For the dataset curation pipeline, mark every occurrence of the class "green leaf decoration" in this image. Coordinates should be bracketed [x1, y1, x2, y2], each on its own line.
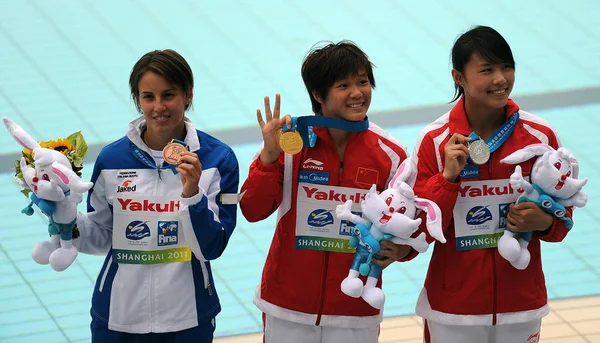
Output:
[67, 131, 88, 160]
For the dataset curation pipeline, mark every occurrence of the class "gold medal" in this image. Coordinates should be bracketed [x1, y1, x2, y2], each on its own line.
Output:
[279, 130, 303, 155]
[162, 140, 188, 165]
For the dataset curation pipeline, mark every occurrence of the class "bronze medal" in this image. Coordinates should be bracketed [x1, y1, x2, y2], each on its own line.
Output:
[162, 141, 188, 165]
[279, 130, 303, 155]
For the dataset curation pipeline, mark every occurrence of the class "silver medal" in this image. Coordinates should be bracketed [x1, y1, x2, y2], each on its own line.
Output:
[468, 140, 490, 165]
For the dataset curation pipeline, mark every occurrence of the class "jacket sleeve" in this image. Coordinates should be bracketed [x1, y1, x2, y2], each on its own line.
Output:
[180, 149, 239, 261]
[413, 134, 461, 243]
[239, 152, 285, 222]
[74, 158, 113, 255]
[536, 207, 573, 242]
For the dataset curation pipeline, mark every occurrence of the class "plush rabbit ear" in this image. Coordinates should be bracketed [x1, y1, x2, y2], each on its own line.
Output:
[415, 198, 445, 243]
[51, 162, 94, 194]
[19, 157, 35, 190]
[389, 157, 415, 189]
[3, 117, 40, 150]
[500, 143, 555, 165]
[571, 158, 580, 179]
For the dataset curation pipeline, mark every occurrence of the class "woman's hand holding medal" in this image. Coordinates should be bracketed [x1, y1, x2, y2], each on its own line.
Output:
[176, 151, 202, 198]
[256, 94, 293, 165]
[443, 133, 471, 182]
[161, 140, 202, 198]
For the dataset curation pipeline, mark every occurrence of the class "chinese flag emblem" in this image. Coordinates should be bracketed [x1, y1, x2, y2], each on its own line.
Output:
[356, 167, 379, 186]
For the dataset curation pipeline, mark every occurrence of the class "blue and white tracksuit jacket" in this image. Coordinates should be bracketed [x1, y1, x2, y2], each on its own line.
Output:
[74, 117, 239, 334]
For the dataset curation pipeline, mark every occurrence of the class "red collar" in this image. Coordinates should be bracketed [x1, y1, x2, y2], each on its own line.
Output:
[449, 97, 520, 136]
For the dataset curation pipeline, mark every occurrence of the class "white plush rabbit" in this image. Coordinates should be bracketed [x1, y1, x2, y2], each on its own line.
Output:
[499, 143, 588, 270]
[335, 157, 445, 309]
[4, 117, 93, 271]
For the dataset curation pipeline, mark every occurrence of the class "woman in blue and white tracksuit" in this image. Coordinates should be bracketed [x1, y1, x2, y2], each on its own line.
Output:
[73, 49, 239, 342]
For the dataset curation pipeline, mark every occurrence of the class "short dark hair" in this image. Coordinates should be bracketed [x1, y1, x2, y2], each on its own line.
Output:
[129, 49, 194, 112]
[450, 26, 515, 102]
[301, 41, 376, 115]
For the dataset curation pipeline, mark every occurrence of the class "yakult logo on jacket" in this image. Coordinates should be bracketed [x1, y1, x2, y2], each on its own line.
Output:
[458, 183, 523, 198]
[302, 158, 324, 171]
[302, 186, 365, 204]
[117, 179, 137, 193]
[117, 198, 181, 212]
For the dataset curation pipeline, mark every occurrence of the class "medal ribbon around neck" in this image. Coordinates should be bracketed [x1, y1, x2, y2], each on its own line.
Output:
[280, 115, 370, 154]
[467, 112, 520, 164]
[130, 140, 184, 175]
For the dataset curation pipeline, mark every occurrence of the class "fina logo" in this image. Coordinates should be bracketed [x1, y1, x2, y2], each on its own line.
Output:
[498, 203, 510, 228]
[466, 205, 493, 225]
[307, 209, 334, 227]
[158, 221, 178, 246]
[125, 220, 151, 240]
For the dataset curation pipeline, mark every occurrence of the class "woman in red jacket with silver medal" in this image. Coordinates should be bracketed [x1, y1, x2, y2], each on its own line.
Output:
[412, 26, 576, 343]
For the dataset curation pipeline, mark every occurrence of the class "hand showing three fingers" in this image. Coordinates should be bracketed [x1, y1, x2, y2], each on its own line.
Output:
[256, 94, 292, 165]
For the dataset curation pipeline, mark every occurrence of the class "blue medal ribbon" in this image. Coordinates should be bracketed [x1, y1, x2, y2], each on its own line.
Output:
[282, 116, 370, 148]
[468, 112, 520, 154]
[461, 112, 520, 177]
[130, 141, 182, 175]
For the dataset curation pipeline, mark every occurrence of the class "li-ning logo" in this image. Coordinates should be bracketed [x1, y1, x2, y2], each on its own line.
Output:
[466, 205, 493, 225]
[117, 180, 137, 193]
[125, 220, 151, 240]
[307, 209, 334, 227]
[303, 158, 324, 171]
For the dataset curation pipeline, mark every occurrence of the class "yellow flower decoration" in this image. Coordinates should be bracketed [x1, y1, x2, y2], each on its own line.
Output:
[40, 138, 73, 152]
